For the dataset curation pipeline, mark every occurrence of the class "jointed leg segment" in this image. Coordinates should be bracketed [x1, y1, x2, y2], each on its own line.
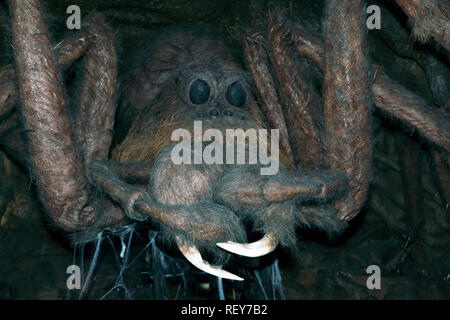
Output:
[266, 20, 325, 171]
[244, 2, 372, 221]
[283, 14, 450, 153]
[7, 0, 120, 231]
[75, 15, 118, 165]
[9, 0, 93, 231]
[0, 31, 89, 169]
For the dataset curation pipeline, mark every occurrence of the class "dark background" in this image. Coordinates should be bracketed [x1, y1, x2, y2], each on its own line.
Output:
[0, 0, 449, 299]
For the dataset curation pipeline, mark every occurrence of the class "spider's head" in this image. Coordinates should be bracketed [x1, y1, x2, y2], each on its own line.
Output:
[114, 26, 267, 163]
[172, 65, 262, 133]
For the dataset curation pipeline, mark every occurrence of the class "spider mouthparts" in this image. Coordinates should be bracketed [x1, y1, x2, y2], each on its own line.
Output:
[175, 236, 244, 281]
[216, 230, 279, 258]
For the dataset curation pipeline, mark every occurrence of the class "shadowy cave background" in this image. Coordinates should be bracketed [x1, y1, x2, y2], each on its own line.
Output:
[0, 0, 449, 299]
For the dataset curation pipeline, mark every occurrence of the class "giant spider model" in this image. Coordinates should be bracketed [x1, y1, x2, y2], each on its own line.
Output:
[0, 0, 448, 281]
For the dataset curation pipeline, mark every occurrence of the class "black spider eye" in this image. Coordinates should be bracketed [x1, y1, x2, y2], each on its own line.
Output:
[226, 81, 246, 107]
[189, 79, 210, 105]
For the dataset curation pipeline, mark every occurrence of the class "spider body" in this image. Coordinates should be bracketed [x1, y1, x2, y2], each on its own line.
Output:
[1, 0, 448, 280]
[108, 27, 348, 266]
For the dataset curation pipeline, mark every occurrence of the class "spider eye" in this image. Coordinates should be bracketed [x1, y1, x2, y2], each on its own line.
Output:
[189, 79, 210, 105]
[226, 81, 246, 107]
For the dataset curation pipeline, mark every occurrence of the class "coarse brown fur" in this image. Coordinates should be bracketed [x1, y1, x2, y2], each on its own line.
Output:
[111, 26, 293, 168]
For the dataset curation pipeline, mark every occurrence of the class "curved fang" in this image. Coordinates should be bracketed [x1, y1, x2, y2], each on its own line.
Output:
[216, 231, 279, 258]
[175, 236, 244, 281]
